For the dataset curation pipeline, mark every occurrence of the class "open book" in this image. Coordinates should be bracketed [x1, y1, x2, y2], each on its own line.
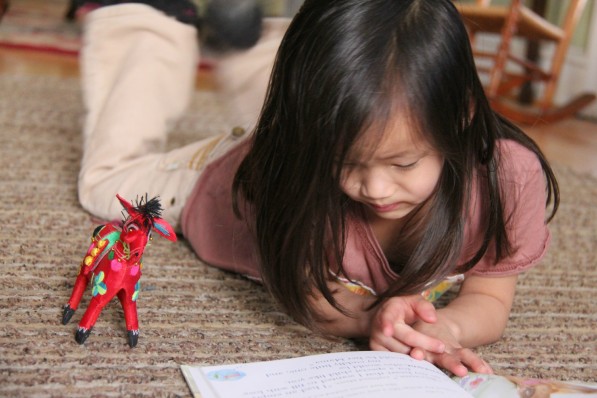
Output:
[181, 351, 597, 398]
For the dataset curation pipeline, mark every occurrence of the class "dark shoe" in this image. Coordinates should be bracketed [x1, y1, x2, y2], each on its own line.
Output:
[200, 0, 263, 50]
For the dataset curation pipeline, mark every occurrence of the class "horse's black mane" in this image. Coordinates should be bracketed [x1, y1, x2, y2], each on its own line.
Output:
[134, 195, 163, 220]
[119, 194, 164, 231]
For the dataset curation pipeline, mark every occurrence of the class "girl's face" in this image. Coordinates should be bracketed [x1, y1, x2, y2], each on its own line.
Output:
[340, 118, 444, 222]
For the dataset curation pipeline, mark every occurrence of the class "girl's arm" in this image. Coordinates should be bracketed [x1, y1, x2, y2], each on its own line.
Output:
[307, 279, 376, 337]
[308, 274, 516, 376]
[409, 274, 519, 376]
[308, 279, 446, 354]
[432, 274, 518, 346]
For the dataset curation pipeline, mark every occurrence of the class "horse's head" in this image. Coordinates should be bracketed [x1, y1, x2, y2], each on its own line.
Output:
[116, 194, 177, 260]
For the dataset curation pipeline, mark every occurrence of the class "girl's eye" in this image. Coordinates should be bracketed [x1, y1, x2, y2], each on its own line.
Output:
[393, 160, 419, 170]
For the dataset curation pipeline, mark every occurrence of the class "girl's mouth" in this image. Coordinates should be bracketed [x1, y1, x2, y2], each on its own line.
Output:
[369, 202, 400, 213]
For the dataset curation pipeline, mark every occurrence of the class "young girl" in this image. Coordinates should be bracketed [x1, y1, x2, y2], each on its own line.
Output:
[78, 0, 559, 377]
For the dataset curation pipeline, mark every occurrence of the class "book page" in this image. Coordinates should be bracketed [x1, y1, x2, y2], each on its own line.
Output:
[181, 351, 472, 398]
[455, 373, 597, 397]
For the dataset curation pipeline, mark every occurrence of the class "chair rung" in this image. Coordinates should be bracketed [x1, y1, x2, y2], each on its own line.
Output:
[457, 4, 564, 41]
[472, 51, 552, 81]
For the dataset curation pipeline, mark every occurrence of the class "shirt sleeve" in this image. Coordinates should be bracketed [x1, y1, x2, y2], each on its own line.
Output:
[466, 140, 551, 277]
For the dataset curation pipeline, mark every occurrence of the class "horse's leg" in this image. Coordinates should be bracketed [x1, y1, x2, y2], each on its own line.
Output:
[62, 271, 89, 325]
[117, 289, 139, 348]
[75, 287, 116, 344]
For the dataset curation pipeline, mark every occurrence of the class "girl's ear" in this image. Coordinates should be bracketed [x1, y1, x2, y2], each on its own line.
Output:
[152, 218, 177, 242]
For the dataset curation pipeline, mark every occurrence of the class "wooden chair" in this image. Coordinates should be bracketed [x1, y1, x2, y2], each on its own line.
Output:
[455, 0, 595, 124]
[0, 0, 8, 22]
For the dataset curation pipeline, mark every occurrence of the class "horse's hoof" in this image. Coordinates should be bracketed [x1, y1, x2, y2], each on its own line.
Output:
[127, 330, 139, 348]
[75, 327, 92, 344]
[61, 305, 75, 325]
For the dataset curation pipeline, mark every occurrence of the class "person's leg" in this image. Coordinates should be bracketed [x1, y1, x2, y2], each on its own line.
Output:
[78, 4, 289, 230]
[78, 3, 207, 228]
[214, 18, 291, 131]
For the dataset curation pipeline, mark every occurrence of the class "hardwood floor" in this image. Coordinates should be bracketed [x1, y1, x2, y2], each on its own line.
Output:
[525, 118, 597, 177]
[2, 46, 597, 177]
[0, 47, 215, 90]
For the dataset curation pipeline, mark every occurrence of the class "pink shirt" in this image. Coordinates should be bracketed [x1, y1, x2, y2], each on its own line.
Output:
[181, 139, 550, 295]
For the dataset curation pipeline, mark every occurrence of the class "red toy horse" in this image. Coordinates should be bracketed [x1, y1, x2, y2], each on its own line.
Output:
[62, 194, 176, 347]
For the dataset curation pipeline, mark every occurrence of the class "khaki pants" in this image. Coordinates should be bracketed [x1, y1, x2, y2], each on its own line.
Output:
[77, 4, 288, 230]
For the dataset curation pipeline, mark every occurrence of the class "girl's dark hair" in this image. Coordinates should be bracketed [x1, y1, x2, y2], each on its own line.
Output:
[233, 0, 559, 328]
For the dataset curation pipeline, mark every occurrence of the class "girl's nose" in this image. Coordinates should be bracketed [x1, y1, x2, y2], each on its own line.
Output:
[360, 171, 394, 200]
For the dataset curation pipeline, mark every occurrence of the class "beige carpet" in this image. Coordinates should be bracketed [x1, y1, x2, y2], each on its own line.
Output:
[0, 74, 595, 397]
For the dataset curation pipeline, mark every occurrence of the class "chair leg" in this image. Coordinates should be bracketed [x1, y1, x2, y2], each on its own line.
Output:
[65, 0, 79, 21]
[487, 0, 523, 98]
[518, 0, 548, 105]
[538, 0, 588, 110]
[0, 0, 9, 22]
[491, 92, 596, 125]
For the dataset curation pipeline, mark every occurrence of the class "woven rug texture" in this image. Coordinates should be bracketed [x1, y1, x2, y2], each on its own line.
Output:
[0, 74, 595, 397]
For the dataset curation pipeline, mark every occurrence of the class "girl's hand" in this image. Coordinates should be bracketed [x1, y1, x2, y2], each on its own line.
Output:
[409, 317, 494, 377]
[369, 275, 515, 375]
[369, 295, 446, 355]
[404, 274, 518, 376]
